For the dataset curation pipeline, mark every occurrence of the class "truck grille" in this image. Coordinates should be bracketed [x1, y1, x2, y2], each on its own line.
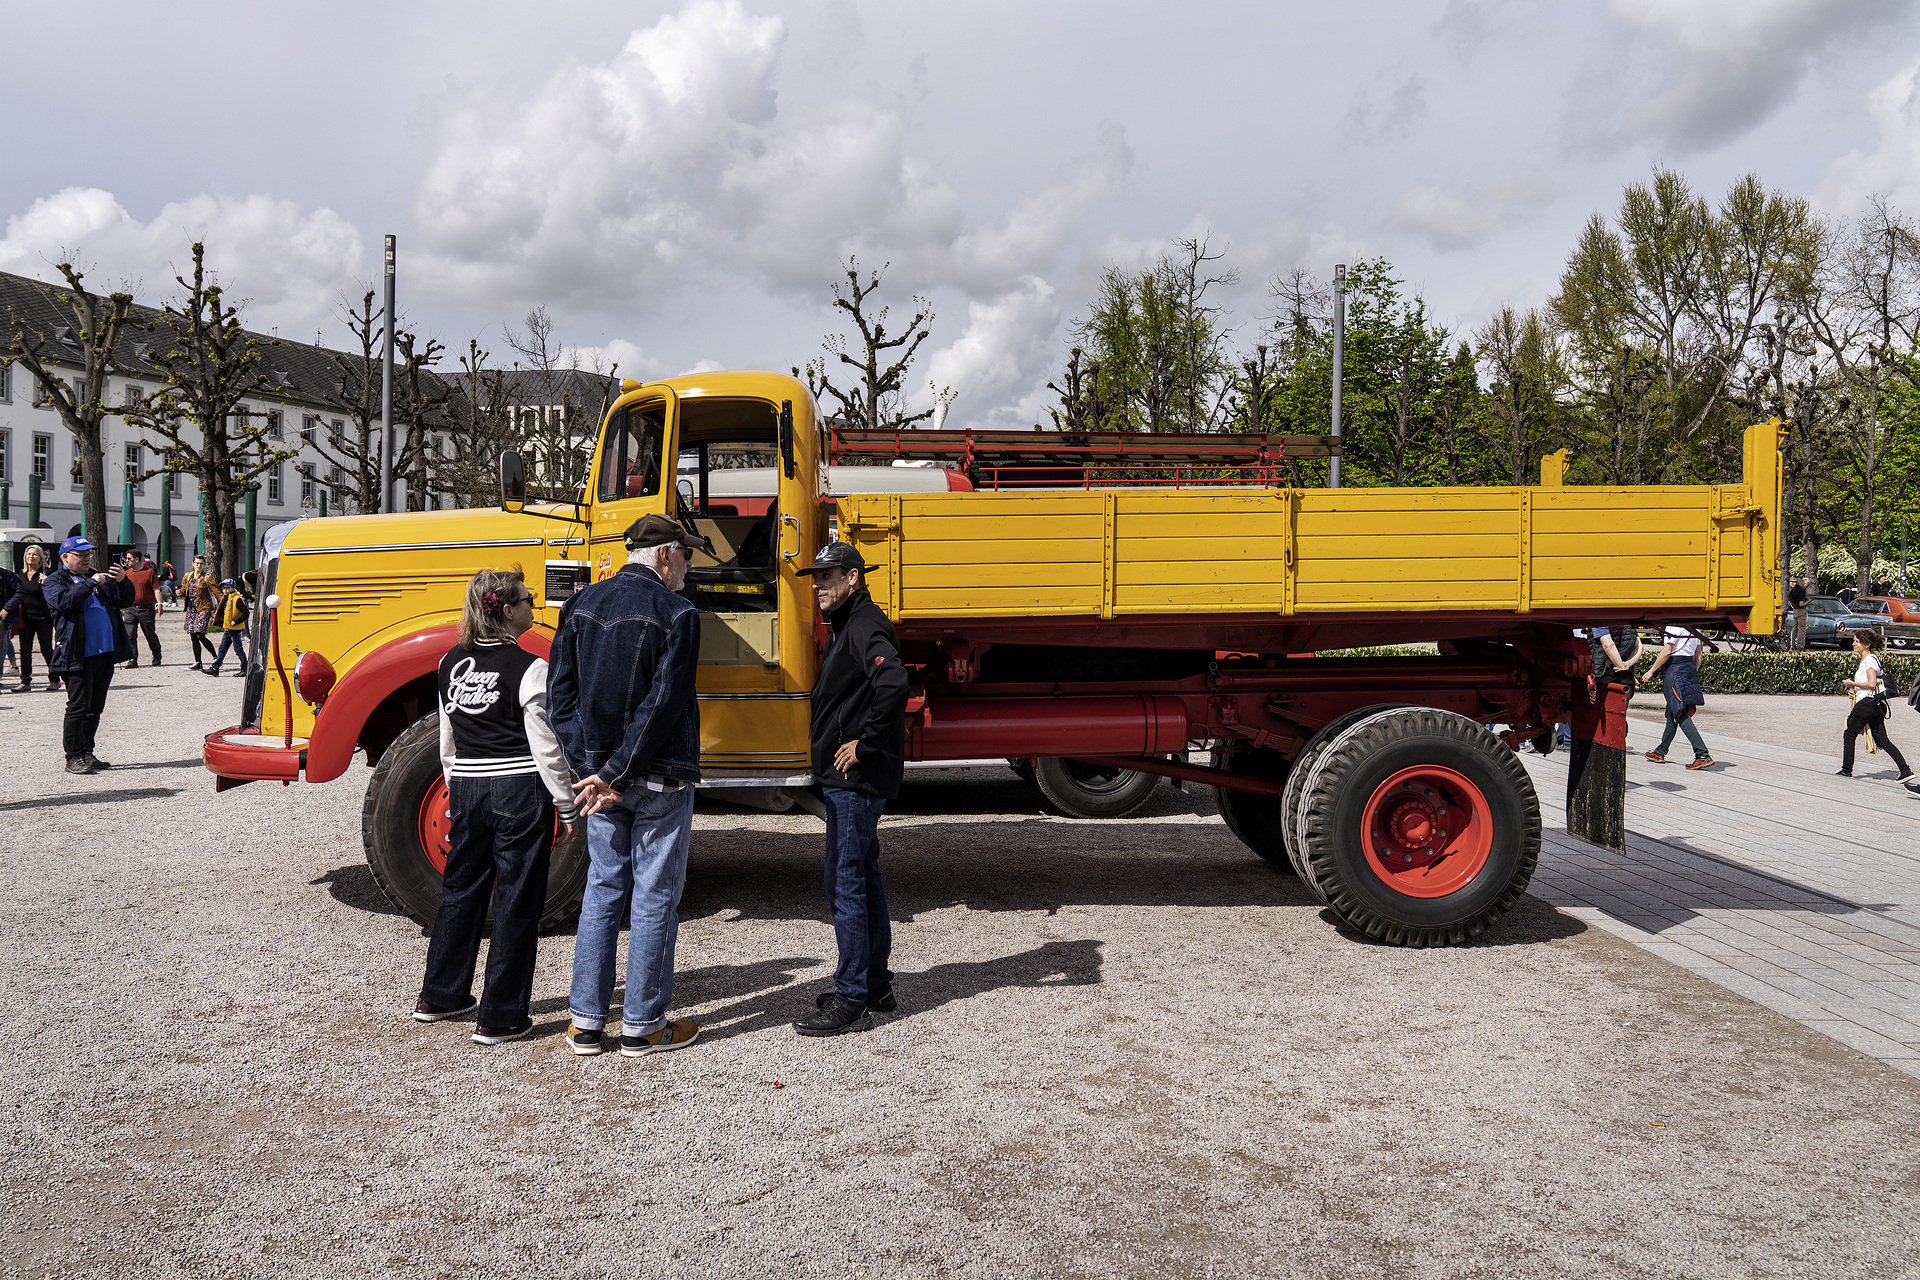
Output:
[289, 574, 472, 623]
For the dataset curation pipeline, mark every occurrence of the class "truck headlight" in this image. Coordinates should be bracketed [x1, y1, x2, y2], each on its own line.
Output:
[294, 651, 338, 707]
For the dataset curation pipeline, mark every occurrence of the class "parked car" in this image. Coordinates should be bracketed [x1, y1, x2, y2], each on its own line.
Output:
[1855, 595, 1920, 623]
[1807, 596, 1860, 649]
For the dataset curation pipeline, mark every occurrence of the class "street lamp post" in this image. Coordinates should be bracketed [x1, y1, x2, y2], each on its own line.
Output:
[1330, 263, 1345, 489]
[377, 234, 397, 514]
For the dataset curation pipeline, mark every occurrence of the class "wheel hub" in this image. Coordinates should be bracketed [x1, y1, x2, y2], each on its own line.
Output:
[417, 777, 452, 875]
[1359, 766, 1493, 898]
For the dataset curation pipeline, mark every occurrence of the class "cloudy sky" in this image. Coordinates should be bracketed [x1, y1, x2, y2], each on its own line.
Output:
[5, 0, 1919, 429]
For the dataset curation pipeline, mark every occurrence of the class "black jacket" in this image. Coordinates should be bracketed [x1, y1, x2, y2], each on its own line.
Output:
[44, 566, 134, 673]
[0, 569, 22, 622]
[811, 587, 909, 799]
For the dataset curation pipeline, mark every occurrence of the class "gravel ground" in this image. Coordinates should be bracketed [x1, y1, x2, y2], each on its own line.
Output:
[4, 663, 1919, 1279]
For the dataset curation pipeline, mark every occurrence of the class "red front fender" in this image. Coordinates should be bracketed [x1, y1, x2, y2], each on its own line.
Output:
[302, 626, 552, 783]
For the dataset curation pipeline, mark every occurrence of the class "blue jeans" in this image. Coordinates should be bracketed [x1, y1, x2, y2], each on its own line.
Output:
[569, 785, 695, 1036]
[822, 786, 892, 1003]
[208, 627, 247, 673]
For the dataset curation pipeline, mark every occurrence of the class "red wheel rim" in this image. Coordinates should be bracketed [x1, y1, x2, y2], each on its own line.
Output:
[418, 777, 451, 875]
[1358, 765, 1494, 899]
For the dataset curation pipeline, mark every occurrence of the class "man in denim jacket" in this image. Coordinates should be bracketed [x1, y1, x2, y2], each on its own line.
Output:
[548, 513, 710, 1058]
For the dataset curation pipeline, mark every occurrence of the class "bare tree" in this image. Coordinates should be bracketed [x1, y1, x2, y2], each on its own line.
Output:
[123, 242, 298, 579]
[502, 305, 616, 500]
[806, 258, 935, 430]
[2, 263, 133, 549]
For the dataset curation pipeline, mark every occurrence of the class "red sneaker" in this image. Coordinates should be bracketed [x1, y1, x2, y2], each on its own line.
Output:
[1644, 752, 1667, 763]
[1686, 756, 1715, 771]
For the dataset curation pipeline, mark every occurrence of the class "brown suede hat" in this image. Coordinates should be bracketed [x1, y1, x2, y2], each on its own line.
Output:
[623, 513, 712, 554]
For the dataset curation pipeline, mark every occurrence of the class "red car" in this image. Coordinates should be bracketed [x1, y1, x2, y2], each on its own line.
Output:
[1850, 596, 1920, 623]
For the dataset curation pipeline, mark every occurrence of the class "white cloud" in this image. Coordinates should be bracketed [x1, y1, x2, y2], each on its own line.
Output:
[1822, 58, 1920, 212]
[411, 0, 1127, 313]
[921, 276, 1063, 429]
[1564, 0, 1910, 155]
[0, 187, 363, 334]
[1380, 172, 1561, 252]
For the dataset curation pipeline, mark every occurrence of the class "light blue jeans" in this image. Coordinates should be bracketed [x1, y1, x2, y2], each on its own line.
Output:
[569, 785, 695, 1037]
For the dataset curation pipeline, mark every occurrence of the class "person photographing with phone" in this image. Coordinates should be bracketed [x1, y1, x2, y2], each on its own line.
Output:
[44, 536, 135, 774]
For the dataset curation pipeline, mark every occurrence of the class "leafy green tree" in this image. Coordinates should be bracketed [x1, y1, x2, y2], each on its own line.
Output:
[1071, 235, 1236, 433]
[1476, 307, 1567, 485]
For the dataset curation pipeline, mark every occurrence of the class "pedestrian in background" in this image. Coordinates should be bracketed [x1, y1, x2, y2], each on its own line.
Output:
[1839, 585, 1859, 607]
[160, 560, 177, 608]
[549, 514, 710, 1058]
[1641, 625, 1713, 769]
[14, 545, 57, 692]
[121, 552, 162, 669]
[414, 569, 578, 1046]
[793, 542, 909, 1038]
[45, 535, 133, 775]
[0, 560, 22, 684]
[1837, 629, 1911, 781]
[206, 579, 248, 677]
[182, 555, 218, 670]
[1788, 578, 1810, 651]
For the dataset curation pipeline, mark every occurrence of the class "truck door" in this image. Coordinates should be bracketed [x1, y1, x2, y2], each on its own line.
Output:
[587, 390, 677, 581]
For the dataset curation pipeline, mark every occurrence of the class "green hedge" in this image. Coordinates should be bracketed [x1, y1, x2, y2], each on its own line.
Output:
[1632, 649, 1920, 696]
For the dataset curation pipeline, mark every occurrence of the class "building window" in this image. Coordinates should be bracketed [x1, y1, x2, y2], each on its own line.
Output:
[267, 463, 283, 504]
[301, 471, 314, 506]
[33, 374, 56, 409]
[0, 429, 8, 482]
[124, 383, 144, 408]
[71, 440, 83, 489]
[33, 434, 50, 480]
[330, 418, 344, 445]
[125, 443, 143, 493]
[0, 362, 10, 402]
[301, 414, 318, 444]
[267, 410, 283, 440]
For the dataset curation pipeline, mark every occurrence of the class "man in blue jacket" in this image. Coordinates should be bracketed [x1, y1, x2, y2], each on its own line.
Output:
[45, 536, 134, 774]
[548, 513, 711, 1058]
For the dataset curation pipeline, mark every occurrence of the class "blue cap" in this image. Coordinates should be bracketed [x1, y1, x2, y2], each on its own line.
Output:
[58, 535, 94, 555]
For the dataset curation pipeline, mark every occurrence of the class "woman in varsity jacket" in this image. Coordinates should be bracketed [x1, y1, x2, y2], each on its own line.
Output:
[414, 569, 579, 1045]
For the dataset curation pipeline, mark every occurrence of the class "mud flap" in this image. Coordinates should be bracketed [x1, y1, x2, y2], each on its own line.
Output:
[1566, 679, 1629, 854]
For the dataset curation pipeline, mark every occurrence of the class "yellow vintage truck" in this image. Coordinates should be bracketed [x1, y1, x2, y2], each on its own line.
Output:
[205, 370, 1783, 947]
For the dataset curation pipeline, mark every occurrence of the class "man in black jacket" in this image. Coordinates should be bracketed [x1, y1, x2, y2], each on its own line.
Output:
[45, 536, 134, 774]
[793, 541, 909, 1037]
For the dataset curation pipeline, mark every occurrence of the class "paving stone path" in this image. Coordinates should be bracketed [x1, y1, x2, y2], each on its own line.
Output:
[1519, 730, 1920, 1078]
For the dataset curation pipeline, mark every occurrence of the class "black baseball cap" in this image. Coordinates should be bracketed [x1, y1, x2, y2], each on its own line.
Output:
[624, 513, 713, 554]
[796, 541, 867, 576]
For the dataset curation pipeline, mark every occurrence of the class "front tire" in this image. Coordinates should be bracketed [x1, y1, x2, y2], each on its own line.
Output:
[1035, 756, 1160, 818]
[362, 713, 590, 931]
[1296, 708, 1539, 948]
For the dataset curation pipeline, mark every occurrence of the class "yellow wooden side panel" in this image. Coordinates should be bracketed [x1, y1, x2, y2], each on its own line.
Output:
[1111, 492, 1288, 613]
[1294, 488, 1522, 610]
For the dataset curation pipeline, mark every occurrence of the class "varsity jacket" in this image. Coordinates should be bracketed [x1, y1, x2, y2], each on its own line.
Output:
[437, 638, 578, 821]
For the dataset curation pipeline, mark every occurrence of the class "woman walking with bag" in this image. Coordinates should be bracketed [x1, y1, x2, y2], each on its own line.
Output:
[1838, 629, 1911, 781]
[414, 569, 577, 1046]
[181, 555, 218, 671]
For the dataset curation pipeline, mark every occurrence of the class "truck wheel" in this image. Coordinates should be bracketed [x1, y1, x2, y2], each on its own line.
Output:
[1213, 747, 1293, 870]
[1296, 708, 1539, 948]
[362, 713, 591, 932]
[1282, 705, 1409, 898]
[1036, 757, 1160, 818]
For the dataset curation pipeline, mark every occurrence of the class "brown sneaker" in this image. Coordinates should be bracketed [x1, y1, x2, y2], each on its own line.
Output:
[619, 1020, 699, 1057]
[1644, 752, 1667, 763]
[1685, 756, 1715, 770]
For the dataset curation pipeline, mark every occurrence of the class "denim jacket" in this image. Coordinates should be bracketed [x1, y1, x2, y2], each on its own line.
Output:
[547, 563, 702, 790]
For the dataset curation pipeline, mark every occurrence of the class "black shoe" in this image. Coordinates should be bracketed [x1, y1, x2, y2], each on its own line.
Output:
[124, 661, 138, 670]
[64, 757, 98, 775]
[189, 663, 203, 672]
[413, 996, 478, 1023]
[12, 684, 27, 693]
[1836, 769, 1853, 777]
[814, 982, 897, 1014]
[83, 755, 111, 771]
[205, 668, 222, 677]
[1898, 771, 1915, 782]
[234, 669, 246, 677]
[795, 994, 874, 1037]
[472, 1020, 534, 1045]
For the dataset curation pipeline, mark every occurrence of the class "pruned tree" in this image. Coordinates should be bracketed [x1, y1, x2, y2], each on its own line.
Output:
[434, 338, 522, 508]
[1046, 347, 1108, 432]
[2, 263, 133, 549]
[307, 290, 445, 514]
[122, 242, 298, 579]
[806, 258, 935, 431]
[503, 305, 615, 500]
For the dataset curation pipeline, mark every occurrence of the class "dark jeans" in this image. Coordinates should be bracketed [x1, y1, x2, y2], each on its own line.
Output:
[421, 772, 555, 1026]
[1654, 709, 1709, 758]
[18, 617, 54, 685]
[62, 653, 116, 761]
[122, 607, 161, 663]
[1843, 698, 1911, 776]
[207, 628, 247, 674]
[822, 786, 892, 1003]
[189, 631, 217, 666]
